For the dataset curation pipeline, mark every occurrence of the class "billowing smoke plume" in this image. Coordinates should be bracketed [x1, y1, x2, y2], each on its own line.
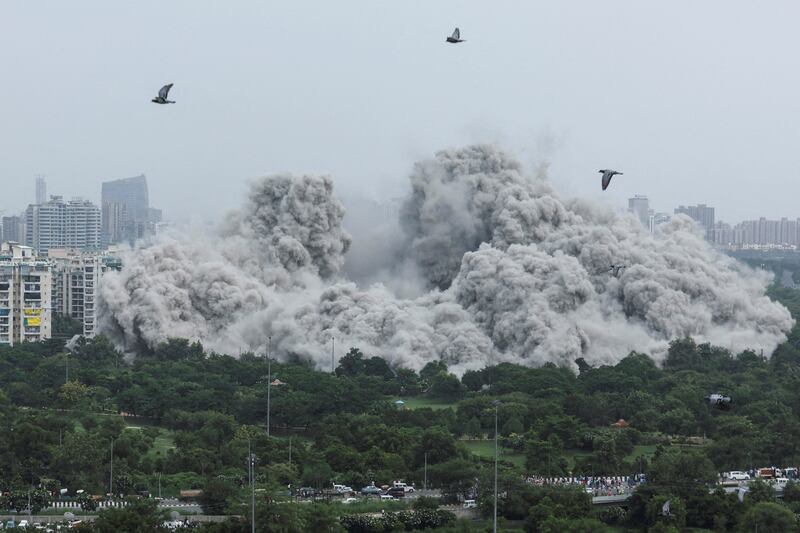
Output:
[97, 146, 794, 373]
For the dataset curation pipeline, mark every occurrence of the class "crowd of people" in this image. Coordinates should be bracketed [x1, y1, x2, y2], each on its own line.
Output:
[523, 475, 647, 497]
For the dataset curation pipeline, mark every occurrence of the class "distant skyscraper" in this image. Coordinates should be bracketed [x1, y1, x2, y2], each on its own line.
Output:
[627, 195, 651, 228]
[101, 174, 149, 218]
[674, 204, 715, 241]
[101, 174, 161, 245]
[35, 175, 47, 205]
[24, 197, 101, 255]
[2, 216, 24, 243]
[101, 202, 128, 247]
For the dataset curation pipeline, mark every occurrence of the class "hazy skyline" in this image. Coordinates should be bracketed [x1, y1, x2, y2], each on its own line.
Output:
[3, 1, 800, 223]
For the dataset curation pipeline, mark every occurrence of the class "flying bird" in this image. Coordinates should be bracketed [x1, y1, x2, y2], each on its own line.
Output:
[151, 83, 175, 104]
[446, 28, 465, 43]
[599, 169, 623, 191]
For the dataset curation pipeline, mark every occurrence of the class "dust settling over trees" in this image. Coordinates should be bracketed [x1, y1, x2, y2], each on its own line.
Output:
[97, 145, 793, 373]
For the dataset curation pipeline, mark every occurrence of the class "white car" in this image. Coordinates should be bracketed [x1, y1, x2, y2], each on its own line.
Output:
[19, 520, 30, 528]
[342, 497, 358, 504]
[728, 471, 751, 481]
[379, 494, 394, 500]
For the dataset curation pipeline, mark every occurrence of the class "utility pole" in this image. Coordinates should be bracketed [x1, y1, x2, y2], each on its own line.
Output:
[288, 436, 292, 465]
[331, 336, 335, 373]
[248, 438, 255, 533]
[266, 336, 271, 437]
[65, 351, 69, 383]
[493, 400, 501, 533]
[109, 439, 114, 498]
[424, 452, 428, 491]
[158, 472, 162, 499]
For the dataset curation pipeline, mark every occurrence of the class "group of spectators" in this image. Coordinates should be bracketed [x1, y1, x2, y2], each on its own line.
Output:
[523, 474, 646, 497]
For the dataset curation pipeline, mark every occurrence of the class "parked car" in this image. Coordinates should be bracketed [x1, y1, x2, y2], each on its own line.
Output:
[296, 487, 317, 497]
[379, 494, 394, 500]
[463, 499, 477, 509]
[333, 484, 353, 494]
[342, 497, 358, 504]
[361, 485, 383, 495]
[392, 481, 415, 493]
[386, 486, 406, 498]
[728, 471, 750, 481]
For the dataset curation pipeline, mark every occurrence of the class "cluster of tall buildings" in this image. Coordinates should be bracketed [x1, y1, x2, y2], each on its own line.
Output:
[0, 174, 163, 256]
[0, 174, 159, 346]
[0, 242, 120, 346]
[712, 218, 800, 248]
[627, 195, 800, 250]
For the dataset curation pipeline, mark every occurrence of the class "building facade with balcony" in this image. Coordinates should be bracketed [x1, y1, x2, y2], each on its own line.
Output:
[0, 242, 53, 346]
[49, 248, 120, 338]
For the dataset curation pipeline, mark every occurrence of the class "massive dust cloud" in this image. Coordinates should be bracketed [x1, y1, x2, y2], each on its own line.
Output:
[97, 145, 794, 373]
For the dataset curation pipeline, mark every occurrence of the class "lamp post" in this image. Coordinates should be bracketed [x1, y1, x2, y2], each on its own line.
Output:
[109, 439, 114, 498]
[248, 439, 255, 533]
[424, 452, 428, 491]
[266, 336, 271, 437]
[492, 400, 501, 533]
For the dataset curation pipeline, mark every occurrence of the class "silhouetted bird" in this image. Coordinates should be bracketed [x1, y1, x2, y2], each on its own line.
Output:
[152, 84, 175, 104]
[599, 169, 623, 190]
[446, 28, 465, 43]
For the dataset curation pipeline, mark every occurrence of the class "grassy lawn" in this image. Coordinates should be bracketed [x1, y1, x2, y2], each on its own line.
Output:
[563, 449, 592, 470]
[149, 430, 177, 458]
[624, 444, 658, 463]
[393, 397, 455, 410]
[121, 421, 177, 460]
[462, 440, 525, 468]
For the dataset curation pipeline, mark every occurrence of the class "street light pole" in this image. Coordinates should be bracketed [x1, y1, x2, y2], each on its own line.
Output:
[109, 439, 114, 498]
[249, 439, 255, 533]
[424, 452, 428, 491]
[493, 400, 500, 533]
[331, 336, 335, 373]
[266, 336, 271, 437]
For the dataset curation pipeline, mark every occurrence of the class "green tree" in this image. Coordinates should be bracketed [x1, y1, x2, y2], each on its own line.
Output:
[90, 498, 166, 532]
[502, 416, 524, 436]
[746, 478, 776, 503]
[335, 348, 365, 377]
[738, 502, 798, 533]
[200, 477, 238, 515]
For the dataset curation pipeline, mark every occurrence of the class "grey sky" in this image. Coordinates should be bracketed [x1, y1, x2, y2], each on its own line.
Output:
[2, 1, 799, 223]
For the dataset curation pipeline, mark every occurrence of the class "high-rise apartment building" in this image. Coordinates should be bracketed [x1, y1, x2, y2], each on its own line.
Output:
[627, 195, 651, 228]
[0, 242, 52, 346]
[35, 175, 47, 205]
[674, 204, 715, 240]
[2, 216, 25, 243]
[101, 174, 149, 216]
[101, 175, 162, 245]
[49, 249, 119, 337]
[25, 197, 101, 255]
[727, 217, 800, 247]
